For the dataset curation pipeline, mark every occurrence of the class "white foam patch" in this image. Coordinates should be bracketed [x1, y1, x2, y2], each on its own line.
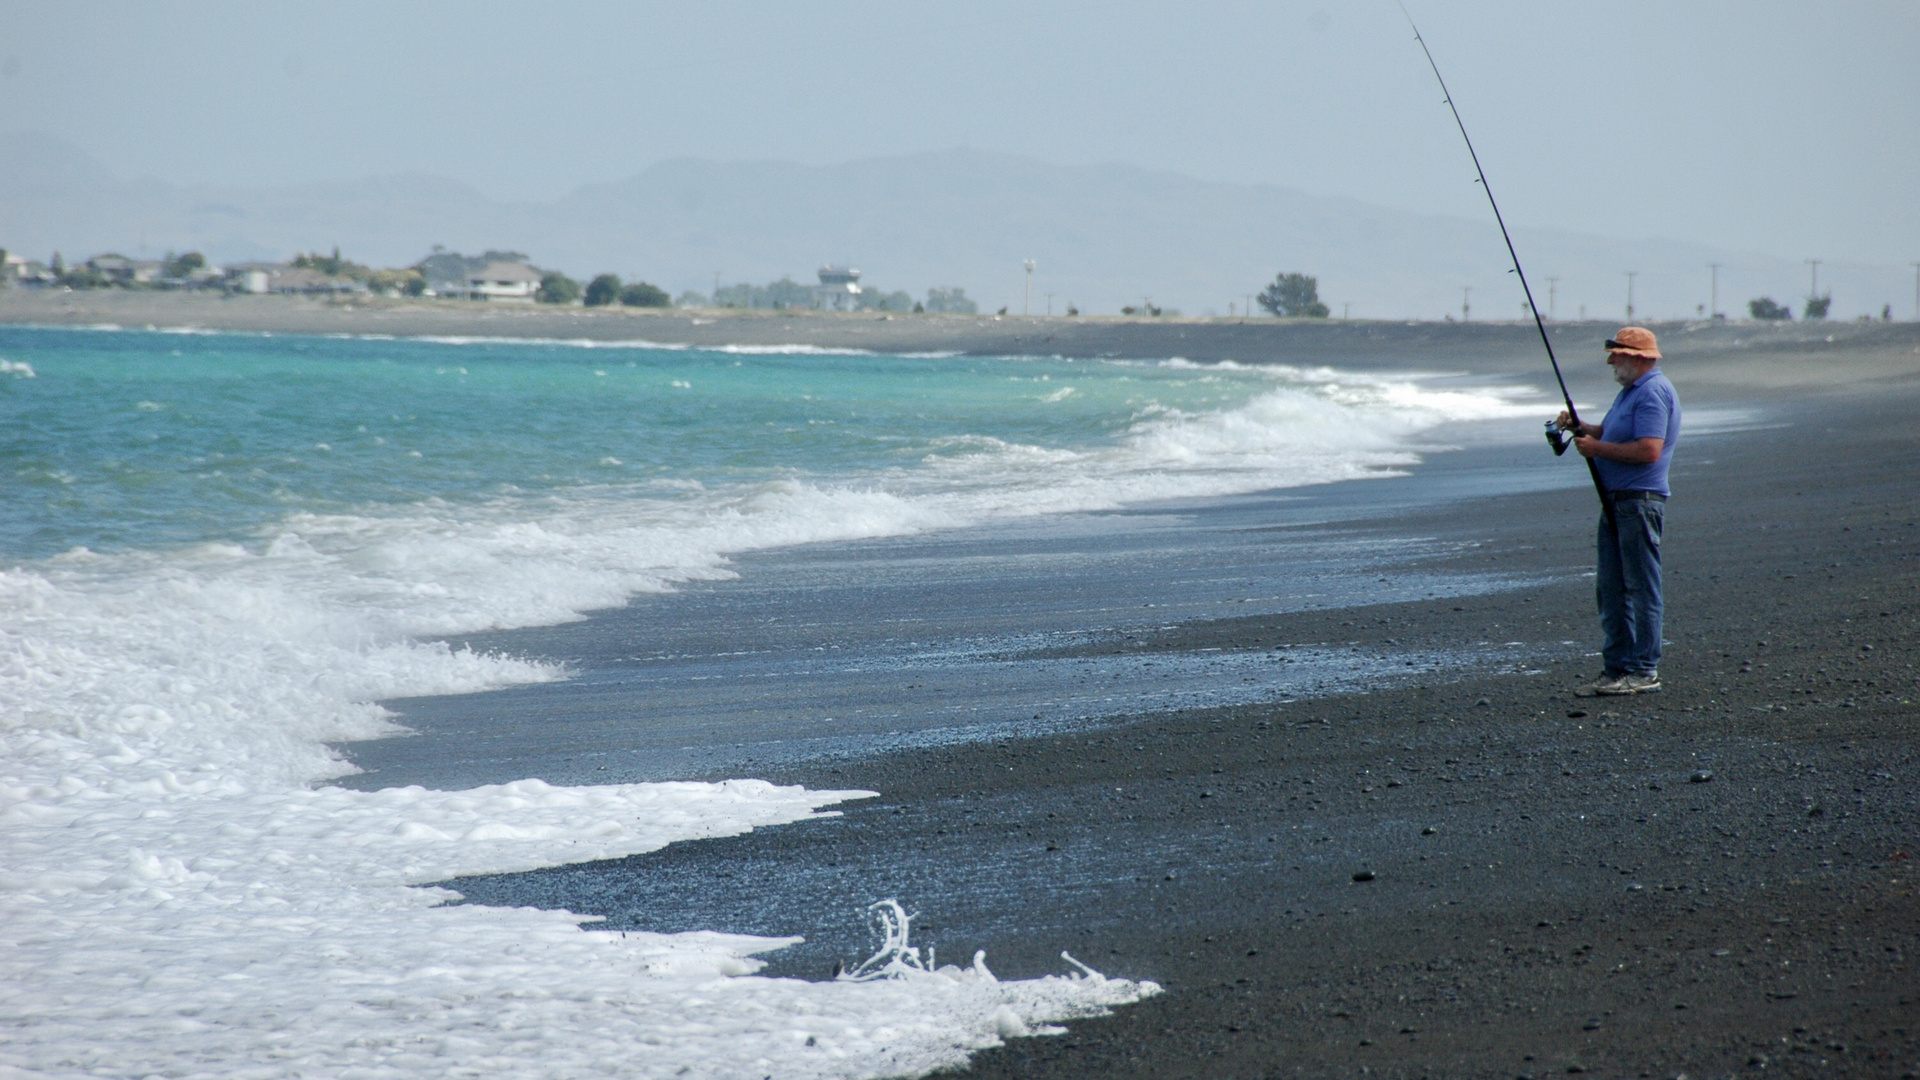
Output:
[411, 334, 693, 350]
[712, 343, 877, 355]
[2, 359, 1528, 1075]
[0, 548, 1154, 1075]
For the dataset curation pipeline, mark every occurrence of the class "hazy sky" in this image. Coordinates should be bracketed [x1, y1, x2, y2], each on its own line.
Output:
[4, 1, 1915, 266]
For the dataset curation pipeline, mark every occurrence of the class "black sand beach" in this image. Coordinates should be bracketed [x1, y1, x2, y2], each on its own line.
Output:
[18, 293, 1917, 1077]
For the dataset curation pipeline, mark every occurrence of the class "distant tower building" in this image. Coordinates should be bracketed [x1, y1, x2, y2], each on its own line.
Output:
[813, 265, 862, 311]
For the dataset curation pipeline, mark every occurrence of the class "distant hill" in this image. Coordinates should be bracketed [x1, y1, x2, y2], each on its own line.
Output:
[0, 132, 1907, 320]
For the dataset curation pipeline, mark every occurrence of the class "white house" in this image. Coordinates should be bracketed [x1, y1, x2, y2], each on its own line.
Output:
[466, 261, 542, 302]
[812, 265, 861, 311]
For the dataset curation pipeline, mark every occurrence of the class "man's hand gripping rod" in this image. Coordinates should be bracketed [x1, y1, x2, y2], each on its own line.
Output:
[1399, 5, 1613, 522]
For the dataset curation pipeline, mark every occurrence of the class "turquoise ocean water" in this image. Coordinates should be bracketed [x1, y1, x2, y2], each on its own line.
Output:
[0, 323, 1551, 1076]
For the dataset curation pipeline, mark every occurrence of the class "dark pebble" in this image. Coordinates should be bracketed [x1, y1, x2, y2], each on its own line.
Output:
[1566, 709, 1588, 718]
[1352, 870, 1376, 882]
[1689, 770, 1713, 783]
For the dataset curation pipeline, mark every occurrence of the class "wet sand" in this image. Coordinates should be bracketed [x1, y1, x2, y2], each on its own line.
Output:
[931, 376, 1920, 1079]
[83, 291, 1914, 1078]
[429, 371, 1920, 1080]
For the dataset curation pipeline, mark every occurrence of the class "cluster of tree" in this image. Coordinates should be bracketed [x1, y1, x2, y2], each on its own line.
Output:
[163, 251, 206, 279]
[582, 273, 671, 308]
[51, 252, 108, 289]
[289, 248, 427, 294]
[712, 277, 815, 310]
[923, 287, 977, 314]
[528, 273, 574, 304]
[1258, 273, 1330, 318]
[291, 247, 371, 279]
[1748, 294, 1835, 322]
[704, 277, 924, 313]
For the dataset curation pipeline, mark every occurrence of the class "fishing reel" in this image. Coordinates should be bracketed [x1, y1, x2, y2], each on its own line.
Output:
[1545, 419, 1571, 456]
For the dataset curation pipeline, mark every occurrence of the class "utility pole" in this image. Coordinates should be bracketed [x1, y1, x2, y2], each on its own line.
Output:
[1023, 259, 1035, 316]
[1912, 262, 1920, 320]
[1045, 292, 1054, 317]
[1461, 285, 1471, 322]
[1708, 263, 1720, 319]
[713, 271, 721, 302]
[1626, 271, 1638, 321]
[1343, 302, 1350, 320]
[1246, 293, 1254, 318]
[1806, 258, 1822, 301]
[1545, 276, 1558, 320]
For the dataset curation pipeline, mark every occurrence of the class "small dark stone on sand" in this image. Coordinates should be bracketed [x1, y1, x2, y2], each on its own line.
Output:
[1689, 770, 1713, 783]
[1566, 709, 1588, 718]
[1352, 870, 1375, 882]
[1421, 826, 1436, 835]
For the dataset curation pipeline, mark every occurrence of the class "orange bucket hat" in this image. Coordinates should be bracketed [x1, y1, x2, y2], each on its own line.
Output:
[1606, 326, 1661, 360]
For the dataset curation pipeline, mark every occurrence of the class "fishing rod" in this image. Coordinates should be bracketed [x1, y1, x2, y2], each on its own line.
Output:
[1398, 5, 1612, 522]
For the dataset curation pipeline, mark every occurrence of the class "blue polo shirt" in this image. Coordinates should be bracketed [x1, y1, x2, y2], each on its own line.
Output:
[1596, 368, 1681, 495]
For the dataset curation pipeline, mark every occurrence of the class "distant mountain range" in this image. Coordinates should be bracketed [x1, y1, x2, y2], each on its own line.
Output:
[2, 131, 1907, 320]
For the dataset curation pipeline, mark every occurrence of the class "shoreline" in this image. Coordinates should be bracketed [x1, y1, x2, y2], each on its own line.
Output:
[5, 288, 1919, 382]
[16, 305, 1912, 1076]
[338, 332, 1920, 1075]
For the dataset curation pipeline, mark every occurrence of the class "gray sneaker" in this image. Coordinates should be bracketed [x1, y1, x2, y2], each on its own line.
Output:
[1600, 672, 1661, 695]
[1574, 674, 1625, 698]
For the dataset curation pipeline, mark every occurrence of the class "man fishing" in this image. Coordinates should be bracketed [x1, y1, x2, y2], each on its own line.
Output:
[1395, 14, 1681, 696]
[1558, 327, 1682, 696]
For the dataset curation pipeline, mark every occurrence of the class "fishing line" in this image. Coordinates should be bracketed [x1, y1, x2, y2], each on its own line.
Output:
[1397, 4, 1612, 518]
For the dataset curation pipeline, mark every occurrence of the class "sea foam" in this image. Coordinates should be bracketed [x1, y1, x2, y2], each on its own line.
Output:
[1, 354, 1533, 1077]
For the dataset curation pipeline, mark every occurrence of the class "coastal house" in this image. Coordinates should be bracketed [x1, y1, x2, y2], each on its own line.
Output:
[86, 255, 135, 284]
[465, 261, 541, 302]
[225, 262, 280, 294]
[220, 263, 365, 295]
[0, 252, 52, 285]
[812, 265, 862, 311]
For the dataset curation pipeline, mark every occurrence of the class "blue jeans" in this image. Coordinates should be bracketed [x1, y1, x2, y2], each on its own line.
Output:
[1596, 497, 1664, 676]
